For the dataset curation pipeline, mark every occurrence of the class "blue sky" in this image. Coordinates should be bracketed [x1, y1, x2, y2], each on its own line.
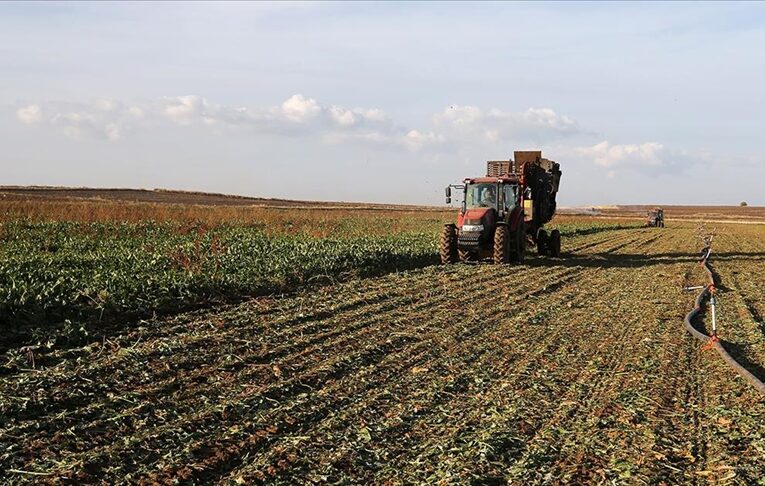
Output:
[2, 1, 765, 205]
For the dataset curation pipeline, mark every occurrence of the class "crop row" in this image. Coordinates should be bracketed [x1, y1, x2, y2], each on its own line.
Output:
[0, 221, 435, 349]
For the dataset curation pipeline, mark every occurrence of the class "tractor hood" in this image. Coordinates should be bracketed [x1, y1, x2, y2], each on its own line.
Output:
[458, 207, 494, 228]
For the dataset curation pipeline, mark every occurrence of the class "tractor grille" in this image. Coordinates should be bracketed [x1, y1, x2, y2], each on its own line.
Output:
[458, 231, 481, 250]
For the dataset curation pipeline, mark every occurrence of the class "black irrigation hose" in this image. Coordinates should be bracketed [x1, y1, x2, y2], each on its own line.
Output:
[683, 247, 765, 394]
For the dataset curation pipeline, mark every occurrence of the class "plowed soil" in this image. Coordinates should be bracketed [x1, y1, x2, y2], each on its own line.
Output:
[3, 222, 765, 484]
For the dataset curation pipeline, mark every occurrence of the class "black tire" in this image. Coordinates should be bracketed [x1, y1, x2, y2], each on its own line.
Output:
[459, 249, 477, 262]
[550, 229, 561, 257]
[493, 225, 510, 264]
[440, 225, 458, 264]
[536, 228, 549, 256]
[511, 225, 527, 263]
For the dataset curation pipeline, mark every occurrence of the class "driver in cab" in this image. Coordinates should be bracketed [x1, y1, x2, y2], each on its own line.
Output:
[481, 186, 497, 207]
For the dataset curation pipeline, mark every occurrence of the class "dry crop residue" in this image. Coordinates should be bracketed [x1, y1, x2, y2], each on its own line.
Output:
[2, 222, 765, 484]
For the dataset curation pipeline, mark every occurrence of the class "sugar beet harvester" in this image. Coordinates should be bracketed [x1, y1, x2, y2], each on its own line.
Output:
[441, 151, 562, 264]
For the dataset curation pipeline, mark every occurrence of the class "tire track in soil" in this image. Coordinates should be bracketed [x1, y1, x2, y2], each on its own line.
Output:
[393, 227, 687, 482]
[538, 267, 702, 482]
[727, 269, 765, 339]
[678, 333, 708, 483]
[26, 264, 580, 480]
[4, 266, 446, 383]
[567, 229, 651, 254]
[565, 230, 635, 254]
[598, 231, 660, 255]
[3, 275, 426, 402]
[309, 268, 614, 483]
[501, 229, 678, 481]
[414, 267, 649, 482]
[3, 265, 527, 432]
[221, 231, 666, 481]
[224, 267, 608, 483]
[3, 267, 540, 464]
[506, 297, 638, 480]
[143, 267, 592, 483]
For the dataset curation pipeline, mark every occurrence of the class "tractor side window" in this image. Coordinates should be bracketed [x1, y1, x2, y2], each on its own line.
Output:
[465, 185, 478, 207]
[503, 185, 517, 210]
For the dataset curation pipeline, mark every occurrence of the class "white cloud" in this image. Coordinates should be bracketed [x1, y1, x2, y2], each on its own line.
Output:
[279, 94, 321, 122]
[404, 130, 444, 151]
[16, 101, 137, 142]
[520, 108, 578, 132]
[329, 105, 356, 126]
[163, 95, 206, 125]
[323, 129, 443, 151]
[14, 94, 437, 151]
[16, 104, 42, 124]
[434, 104, 580, 142]
[362, 108, 386, 122]
[437, 105, 482, 128]
[577, 140, 665, 168]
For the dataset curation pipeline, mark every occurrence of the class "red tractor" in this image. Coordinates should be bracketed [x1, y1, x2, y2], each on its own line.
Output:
[646, 208, 665, 227]
[441, 151, 562, 264]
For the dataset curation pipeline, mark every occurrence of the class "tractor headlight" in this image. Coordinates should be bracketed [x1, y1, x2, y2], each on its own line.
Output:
[462, 224, 484, 232]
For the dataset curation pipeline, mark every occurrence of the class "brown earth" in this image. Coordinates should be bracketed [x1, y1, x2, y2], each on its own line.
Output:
[0, 186, 439, 211]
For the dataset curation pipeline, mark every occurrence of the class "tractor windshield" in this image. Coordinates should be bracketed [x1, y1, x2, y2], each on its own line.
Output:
[465, 183, 498, 209]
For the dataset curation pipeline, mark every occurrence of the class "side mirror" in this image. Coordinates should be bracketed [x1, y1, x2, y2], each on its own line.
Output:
[445, 187, 451, 198]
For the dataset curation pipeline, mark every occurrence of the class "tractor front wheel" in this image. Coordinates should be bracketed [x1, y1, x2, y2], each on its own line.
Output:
[493, 226, 510, 264]
[440, 225, 458, 264]
[459, 250, 477, 262]
[550, 229, 562, 257]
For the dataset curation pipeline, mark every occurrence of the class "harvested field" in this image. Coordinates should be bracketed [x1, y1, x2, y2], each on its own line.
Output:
[0, 186, 441, 211]
[579, 205, 765, 223]
[3, 220, 765, 483]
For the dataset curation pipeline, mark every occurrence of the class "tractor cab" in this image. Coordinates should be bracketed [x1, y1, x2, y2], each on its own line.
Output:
[463, 179, 519, 215]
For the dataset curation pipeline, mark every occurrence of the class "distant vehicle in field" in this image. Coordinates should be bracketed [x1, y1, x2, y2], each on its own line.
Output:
[646, 208, 664, 227]
[441, 150, 562, 264]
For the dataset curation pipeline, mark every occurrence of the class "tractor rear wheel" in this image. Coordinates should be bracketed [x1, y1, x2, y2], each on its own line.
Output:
[550, 229, 561, 257]
[536, 229, 549, 256]
[493, 225, 510, 264]
[440, 225, 458, 264]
